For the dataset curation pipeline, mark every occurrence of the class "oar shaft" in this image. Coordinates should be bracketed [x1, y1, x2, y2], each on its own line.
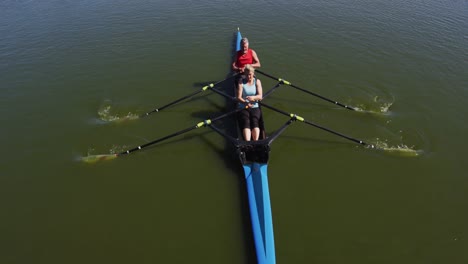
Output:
[290, 84, 355, 110]
[263, 82, 282, 99]
[256, 70, 277, 80]
[119, 107, 244, 156]
[210, 107, 244, 122]
[119, 126, 197, 155]
[302, 119, 367, 146]
[260, 102, 290, 116]
[260, 102, 372, 147]
[212, 82, 282, 102]
[141, 89, 203, 117]
[211, 87, 236, 101]
[140, 74, 238, 118]
[256, 70, 357, 111]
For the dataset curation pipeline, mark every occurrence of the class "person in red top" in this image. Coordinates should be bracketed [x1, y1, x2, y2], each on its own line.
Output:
[232, 37, 261, 73]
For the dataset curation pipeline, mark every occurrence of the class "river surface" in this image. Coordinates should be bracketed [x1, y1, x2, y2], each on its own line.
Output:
[1, 0, 467, 263]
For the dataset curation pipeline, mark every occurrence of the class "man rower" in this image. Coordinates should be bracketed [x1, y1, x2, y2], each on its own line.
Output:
[232, 37, 261, 73]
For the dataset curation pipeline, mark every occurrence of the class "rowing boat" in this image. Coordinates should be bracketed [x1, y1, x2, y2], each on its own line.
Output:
[234, 28, 276, 264]
[84, 27, 380, 263]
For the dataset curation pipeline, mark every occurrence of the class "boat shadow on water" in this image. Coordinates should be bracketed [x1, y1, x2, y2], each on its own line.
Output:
[189, 75, 258, 263]
[181, 30, 260, 263]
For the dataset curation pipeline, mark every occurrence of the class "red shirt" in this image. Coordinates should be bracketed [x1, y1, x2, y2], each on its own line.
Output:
[235, 49, 254, 68]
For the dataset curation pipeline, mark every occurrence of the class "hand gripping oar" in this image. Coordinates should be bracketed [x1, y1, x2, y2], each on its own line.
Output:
[119, 107, 245, 156]
[256, 70, 357, 111]
[260, 102, 375, 148]
[140, 74, 238, 118]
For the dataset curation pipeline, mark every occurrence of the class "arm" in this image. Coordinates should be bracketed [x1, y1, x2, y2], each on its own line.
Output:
[232, 60, 245, 73]
[232, 59, 239, 71]
[250, 50, 261, 68]
[256, 79, 263, 100]
[236, 80, 246, 103]
[232, 53, 243, 72]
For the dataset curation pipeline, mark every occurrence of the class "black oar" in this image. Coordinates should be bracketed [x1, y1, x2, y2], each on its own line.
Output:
[256, 70, 357, 111]
[260, 102, 374, 148]
[211, 81, 283, 103]
[262, 82, 282, 99]
[211, 87, 236, 101]
[119, 107, 244, 156]
[140, 74, 238, 118]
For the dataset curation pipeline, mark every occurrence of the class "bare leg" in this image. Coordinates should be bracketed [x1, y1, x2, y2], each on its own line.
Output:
[252, 127, 260, 141]
[243, 128, 251, 141]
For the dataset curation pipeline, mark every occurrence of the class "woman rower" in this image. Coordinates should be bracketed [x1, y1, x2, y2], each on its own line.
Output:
[237, 64, 263, 141]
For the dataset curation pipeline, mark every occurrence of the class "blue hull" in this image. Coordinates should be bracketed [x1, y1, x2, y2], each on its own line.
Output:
[236, 28, 276, 264]
[242, 163, 276, 264]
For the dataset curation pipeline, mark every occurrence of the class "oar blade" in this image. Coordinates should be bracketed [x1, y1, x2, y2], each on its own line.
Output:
[256, 69, 361, 111]
[81, 154, 118, 164]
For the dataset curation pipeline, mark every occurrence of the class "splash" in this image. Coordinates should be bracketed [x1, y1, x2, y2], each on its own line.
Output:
[97, 104, 139, 123]
[353, 104, 392, 115]
[382, 145, 423, 157]
[370, 138, 422, 157]
[108, 145, 129, 154]
[352, 95, 394, 115]
[378, 102, 393, 114]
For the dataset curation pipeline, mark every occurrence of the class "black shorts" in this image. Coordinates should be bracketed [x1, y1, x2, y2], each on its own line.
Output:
[238, 108, 262, 129]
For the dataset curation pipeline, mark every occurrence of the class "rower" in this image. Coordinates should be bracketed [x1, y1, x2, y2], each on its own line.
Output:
[232, 37, 261, 73]
[236, 65, 264, 141]
[232, 37, 265, 140]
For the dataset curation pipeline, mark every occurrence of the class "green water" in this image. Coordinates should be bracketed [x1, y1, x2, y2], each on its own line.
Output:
[1, 0, 467, 263]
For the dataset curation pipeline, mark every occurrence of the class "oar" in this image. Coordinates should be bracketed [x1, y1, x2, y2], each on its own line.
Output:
[211, 81, 283, 103]
[262, 82, 282, 99]
[260, 102, 375, 148]
[119, 107, 244, 156]
[139, 74, 238, 118]
[256, 70, 357, 111]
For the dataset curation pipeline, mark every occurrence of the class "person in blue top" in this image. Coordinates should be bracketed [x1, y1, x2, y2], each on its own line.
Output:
[236, 64, 263, 141]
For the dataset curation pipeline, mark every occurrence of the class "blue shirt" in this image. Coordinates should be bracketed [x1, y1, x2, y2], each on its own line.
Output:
[239, 78, 259, 108]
